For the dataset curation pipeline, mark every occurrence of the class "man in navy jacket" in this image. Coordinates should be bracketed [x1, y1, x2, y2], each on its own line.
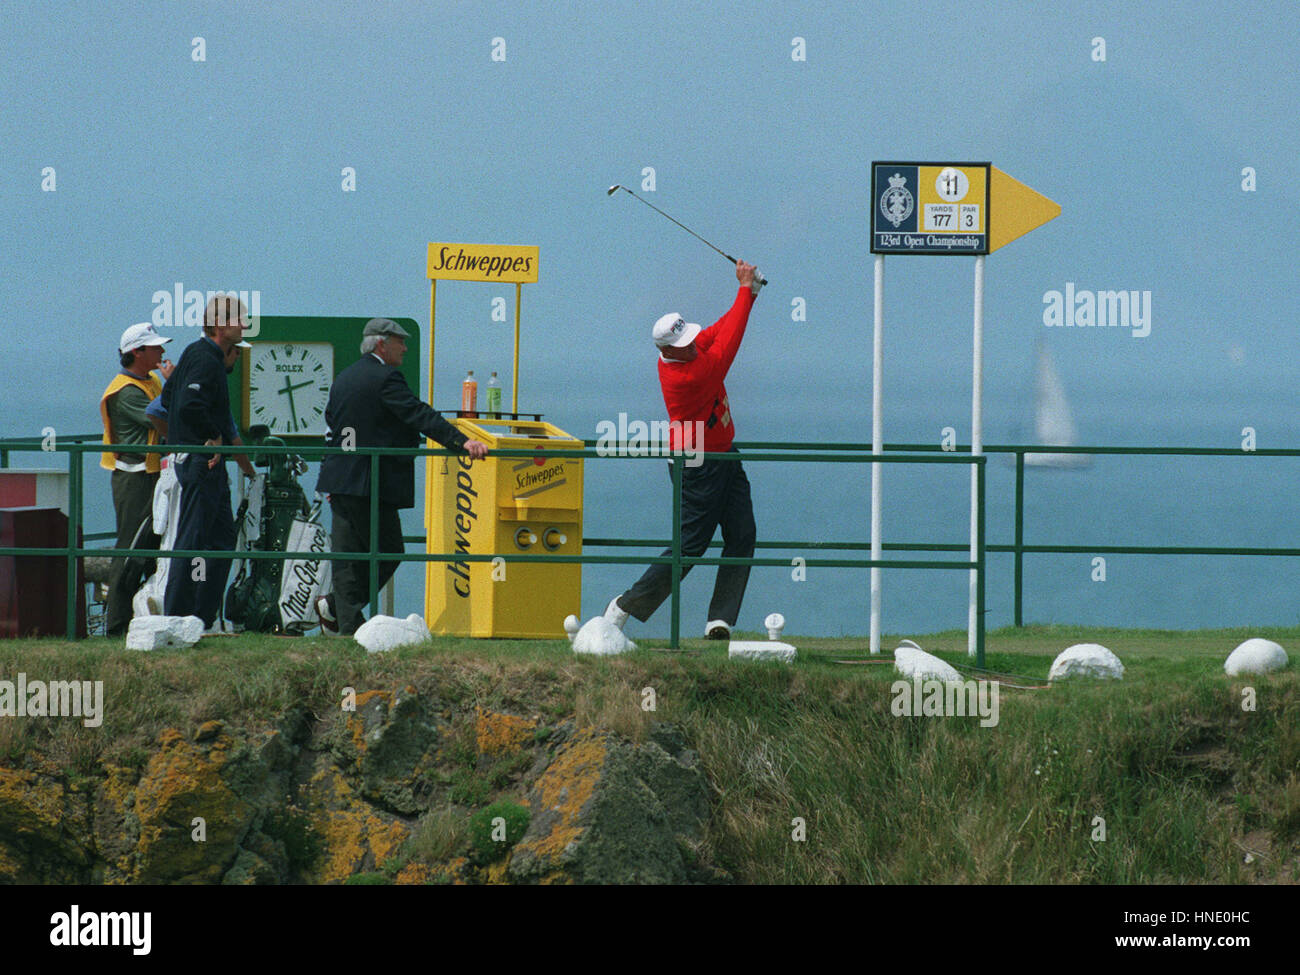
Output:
[160, 294, 255, 627]
[316, 318, 488, 635]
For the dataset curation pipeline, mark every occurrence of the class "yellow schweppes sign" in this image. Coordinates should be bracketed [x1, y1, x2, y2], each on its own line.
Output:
[427, 242, 539, 283]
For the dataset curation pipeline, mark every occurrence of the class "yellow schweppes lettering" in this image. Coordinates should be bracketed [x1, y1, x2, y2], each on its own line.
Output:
[427, 242, 539, 283]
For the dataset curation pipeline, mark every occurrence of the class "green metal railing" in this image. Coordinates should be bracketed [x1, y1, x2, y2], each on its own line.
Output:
[4, 432, 1296, 661]
[4, 433, 1296, 658]
[0, 435, 987, 661]
[761, 441, 1300, 628]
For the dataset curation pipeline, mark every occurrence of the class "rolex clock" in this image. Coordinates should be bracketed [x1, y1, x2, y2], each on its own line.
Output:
[227, 318, 420, 440]
[243, 341, 334, 437]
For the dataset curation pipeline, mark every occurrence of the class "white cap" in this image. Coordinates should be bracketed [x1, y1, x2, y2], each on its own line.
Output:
[119, 322, 171, 354]
[653, 312, 701, 349]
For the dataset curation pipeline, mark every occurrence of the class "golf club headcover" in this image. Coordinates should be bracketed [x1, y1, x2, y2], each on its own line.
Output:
[749, 268, 764, 295]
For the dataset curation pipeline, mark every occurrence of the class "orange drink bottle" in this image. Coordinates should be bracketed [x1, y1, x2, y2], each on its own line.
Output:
[461, 370, 478, 418]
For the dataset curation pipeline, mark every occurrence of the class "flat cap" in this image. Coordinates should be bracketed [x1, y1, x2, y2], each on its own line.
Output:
[362, 317, 410, 339]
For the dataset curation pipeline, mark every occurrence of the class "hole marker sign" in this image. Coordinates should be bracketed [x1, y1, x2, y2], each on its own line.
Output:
[872, 162, 990, 255]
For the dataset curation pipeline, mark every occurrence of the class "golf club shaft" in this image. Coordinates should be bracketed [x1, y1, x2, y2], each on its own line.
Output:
[614, 186, 768, 285]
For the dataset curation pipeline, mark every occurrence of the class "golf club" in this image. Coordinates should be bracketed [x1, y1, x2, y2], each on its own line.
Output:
[606, 184, 768, 286]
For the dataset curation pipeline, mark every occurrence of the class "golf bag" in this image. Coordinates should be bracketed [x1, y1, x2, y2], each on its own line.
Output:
[224, 429, 327, 633]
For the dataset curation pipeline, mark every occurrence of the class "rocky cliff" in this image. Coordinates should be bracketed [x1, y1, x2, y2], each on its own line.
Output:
[0, 687, 722, 885]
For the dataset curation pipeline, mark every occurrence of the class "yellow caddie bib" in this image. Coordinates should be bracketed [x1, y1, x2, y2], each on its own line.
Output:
[100, 372, 164, 474]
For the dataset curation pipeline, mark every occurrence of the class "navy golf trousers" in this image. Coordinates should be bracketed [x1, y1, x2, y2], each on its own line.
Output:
[164, 456, 235, 627]
[617, 447, 756, 627]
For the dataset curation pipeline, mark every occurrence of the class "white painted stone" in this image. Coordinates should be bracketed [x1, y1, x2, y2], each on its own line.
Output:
[355, 614, 432, 654]
[893, 641, 961, 682]
[572, 616, 636, 655]
[125, 615, 204, 651]
[1049, 643, 1124, 681]
[728, 640, 797, 663]
[1224, 638, 1288, 676]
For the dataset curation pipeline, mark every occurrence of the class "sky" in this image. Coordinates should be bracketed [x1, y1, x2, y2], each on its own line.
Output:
[2, 0, 1298, 633]
[5, 0, 1298, 426]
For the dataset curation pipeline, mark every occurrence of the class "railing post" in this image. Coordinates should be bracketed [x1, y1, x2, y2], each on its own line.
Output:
[369, 450, 380, 618]
[1014, 448, 1024, 627]
[976, 455, 986, 669]
[66, 443, 81, 639]
[670, 458, 682, 650]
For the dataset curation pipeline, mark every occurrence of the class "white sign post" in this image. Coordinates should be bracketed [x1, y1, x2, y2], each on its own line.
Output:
[870, 254, 884, 654]
[968, 254, 985, 655]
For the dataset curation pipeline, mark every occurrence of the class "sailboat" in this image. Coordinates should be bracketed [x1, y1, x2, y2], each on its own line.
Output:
[1024, 340, 1091, 468]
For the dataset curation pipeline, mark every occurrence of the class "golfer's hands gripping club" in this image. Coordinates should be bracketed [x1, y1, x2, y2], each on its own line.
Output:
[736, 260, 763, 296]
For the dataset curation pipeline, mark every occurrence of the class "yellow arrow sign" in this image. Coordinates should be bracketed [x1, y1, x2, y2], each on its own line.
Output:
[989, 167, 1061, 253]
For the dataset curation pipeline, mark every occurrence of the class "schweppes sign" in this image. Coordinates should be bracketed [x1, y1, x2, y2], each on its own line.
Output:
[427, 242, 539, 283]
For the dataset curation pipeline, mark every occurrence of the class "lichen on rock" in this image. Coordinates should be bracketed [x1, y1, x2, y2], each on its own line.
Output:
[475, 706, 538, 758]
[0, 766, 91, 882]
[331, 687, 444, 816]
[508, 727, 713, 884]
[132, 728, 254, 883]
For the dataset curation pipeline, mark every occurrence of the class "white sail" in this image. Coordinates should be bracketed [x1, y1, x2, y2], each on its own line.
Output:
[1025, 342, 1090, 468]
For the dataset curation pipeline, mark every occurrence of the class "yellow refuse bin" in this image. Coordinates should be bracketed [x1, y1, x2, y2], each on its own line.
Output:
[426, 418, 583, 637]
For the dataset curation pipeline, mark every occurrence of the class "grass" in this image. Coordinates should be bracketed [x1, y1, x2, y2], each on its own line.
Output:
[467, 800, 530, 864]
[404, 807, 468, 864]
[1, 624, 1297, 883]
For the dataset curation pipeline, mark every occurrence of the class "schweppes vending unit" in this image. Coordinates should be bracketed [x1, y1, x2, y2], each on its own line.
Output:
[422, 242, 583, 638]
[427, 419, 582, 637]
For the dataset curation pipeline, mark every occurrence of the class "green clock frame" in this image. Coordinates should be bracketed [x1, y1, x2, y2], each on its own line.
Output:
[228, 316, 421, 442]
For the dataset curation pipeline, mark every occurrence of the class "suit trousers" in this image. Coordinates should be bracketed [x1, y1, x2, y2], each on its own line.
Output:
[164, 456, 235, 627]
[618, 448, 756, 627]
[329, 493, 404, 635]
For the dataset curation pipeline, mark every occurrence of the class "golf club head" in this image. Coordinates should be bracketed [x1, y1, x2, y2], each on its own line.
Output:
[606, 184, 622, 196]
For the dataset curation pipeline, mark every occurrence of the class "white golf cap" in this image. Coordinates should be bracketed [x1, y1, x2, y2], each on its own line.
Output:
[653, 312, 701, 349]
[119, 322, 171, 354]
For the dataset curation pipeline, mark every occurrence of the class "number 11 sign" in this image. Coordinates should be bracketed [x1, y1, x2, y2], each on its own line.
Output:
[871, 161, 990, 255]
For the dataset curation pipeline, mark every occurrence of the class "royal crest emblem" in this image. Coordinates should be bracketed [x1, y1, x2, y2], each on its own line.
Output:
[880, 172, 914, 229]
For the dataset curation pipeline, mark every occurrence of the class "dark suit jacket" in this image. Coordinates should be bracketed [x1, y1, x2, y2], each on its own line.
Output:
[316, 355, 468, 508]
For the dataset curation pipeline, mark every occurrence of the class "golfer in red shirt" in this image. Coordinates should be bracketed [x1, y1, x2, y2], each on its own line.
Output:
[605, 260, 763, 639]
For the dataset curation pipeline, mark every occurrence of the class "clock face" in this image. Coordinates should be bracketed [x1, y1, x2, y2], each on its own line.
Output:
[246, 342, 334, 437]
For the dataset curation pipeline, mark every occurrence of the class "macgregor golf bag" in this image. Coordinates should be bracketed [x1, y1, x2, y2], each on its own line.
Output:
[224, 429, 326, 633]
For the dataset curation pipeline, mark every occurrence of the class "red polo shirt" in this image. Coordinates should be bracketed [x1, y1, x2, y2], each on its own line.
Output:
[658, 286, 755, 453]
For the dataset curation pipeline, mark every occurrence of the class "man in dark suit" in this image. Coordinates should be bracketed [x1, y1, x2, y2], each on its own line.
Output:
[316, 318, 488, 635]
